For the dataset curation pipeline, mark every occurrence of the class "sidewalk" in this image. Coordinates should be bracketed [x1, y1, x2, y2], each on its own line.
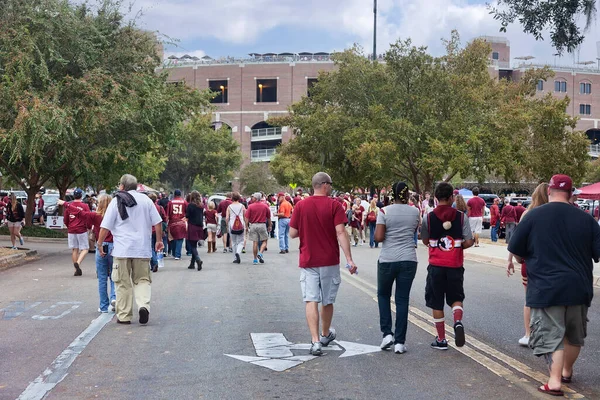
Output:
[464, 239, 600, 288]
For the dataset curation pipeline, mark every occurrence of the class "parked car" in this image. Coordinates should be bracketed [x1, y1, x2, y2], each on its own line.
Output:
[208, 194, 226, 209]
[42, 193, 60, 216]
[479, 194, 499, 208]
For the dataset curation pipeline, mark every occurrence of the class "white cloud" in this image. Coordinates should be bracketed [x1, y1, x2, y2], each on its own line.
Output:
[131, 0, 600, 65]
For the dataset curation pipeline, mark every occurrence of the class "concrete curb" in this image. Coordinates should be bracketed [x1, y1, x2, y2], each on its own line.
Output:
[0, 249, 39, 272]
[464, 253, 600, 289]
[0, 236, 68, 244]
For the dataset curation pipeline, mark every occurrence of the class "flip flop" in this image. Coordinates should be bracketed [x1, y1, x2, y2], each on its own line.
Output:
[561, 375, 572, 384]
[537, 384, 564, 397]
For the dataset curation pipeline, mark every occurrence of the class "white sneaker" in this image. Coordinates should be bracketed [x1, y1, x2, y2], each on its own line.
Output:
[110, 299, 116, 312]
[97, 308, 108, 313]
[394, 343, 407, 354]
[380, 334, 394, 350]
[518, 336, 529, 346]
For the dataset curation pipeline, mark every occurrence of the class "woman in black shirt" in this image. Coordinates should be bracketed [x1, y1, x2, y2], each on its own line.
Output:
[185, 191, 205, 271]
[6, 193, 25, 249]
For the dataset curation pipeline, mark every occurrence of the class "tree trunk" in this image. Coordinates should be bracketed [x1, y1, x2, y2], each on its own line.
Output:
[24, 186, 41, 227]
[55, 177, 72, 216]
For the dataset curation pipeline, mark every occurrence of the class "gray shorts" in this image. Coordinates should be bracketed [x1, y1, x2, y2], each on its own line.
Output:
[300, 266, 341, 306]
[248, 223, 268, 242]
[68, 232, 89, 250]
[529, 305, 588, 356]
[220, 219, 227, 233]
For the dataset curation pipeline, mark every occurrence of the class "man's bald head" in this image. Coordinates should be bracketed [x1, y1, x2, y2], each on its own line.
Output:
[312, 172, 332, 196]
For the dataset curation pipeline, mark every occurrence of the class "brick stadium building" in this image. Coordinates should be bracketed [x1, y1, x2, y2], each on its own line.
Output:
[160, 37, 600, 164]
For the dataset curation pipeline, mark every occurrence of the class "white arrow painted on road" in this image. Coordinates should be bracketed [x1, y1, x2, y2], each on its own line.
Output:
[225, 333, 382, 371]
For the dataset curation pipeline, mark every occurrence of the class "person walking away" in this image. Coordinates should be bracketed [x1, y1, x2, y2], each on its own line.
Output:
[166, 189, 187, 260]
[350, 199, 363, 247]
[490, 198, 500, 242]
[34, 192, 45, 225]
[360, 196, 370, 245]
[500, 198, 517, 243]
[421, 183, 474, 350]
[185, 191, 205, 271]
[289, 172, 357, 356]
[64, 188, 90, 276]
[366, 199, 379, 248]
[507, 183, 548, 346]
[217, 193, 233, 253]
[277, 192, 292, 254]
[245, 193, 271, 265]
[508, 175, 600, 397]
[205, 201, 218, 253]
[374, 182, 420, 354]
[97, 174, 163, 325]
[226, 192, 246, 264]
[6, 193, 25, 249]
[514, 201, 526, 223]
[148, 193, 166, 273]
[59, 194, 116, 312]
[466, 187, 485, 247]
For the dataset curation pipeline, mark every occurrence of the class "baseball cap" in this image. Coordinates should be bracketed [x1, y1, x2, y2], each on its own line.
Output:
[548, 174, 573, 192]
[252, 192, 262, 200]
[277, 192, 285, 197]
[453, 189, 459, 195]
[174, 189, 182, 197]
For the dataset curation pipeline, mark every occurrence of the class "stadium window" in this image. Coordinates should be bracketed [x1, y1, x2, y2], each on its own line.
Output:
[307, 78, 318, 97]
[580, 104, 591, 115]
[580, 82, 591, 94]
[492, 52, 499, 60]
[537, 80, 544, 91]
[209, 80, 228, 104]
[256, 79, 277, 103]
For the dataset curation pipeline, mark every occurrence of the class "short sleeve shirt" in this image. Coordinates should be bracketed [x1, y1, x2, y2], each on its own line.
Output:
[278, 200, 293, 218]
[467, 196, 486, 218]
[377, 204, 420, 263]
[508, 202, 600, 308]
[246, 202, 270, 224]
[101, 191, 163, 259]
[421, 212, 473, 242]
[290, 196, 347, 268]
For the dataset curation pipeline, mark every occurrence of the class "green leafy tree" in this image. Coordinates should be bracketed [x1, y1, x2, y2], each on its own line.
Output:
[585, 158, 600, 183]
[269, 149, 318, 189]
[160, 116, 242, 193]
[238, 162, 282, 195]
[490, 0, 597, 54]
[0, 0, 205, 224]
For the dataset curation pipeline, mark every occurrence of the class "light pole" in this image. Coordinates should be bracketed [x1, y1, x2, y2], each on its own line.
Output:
[258, 83, 263, 102]
[220, 85, 225, 103]
[373, 0, 377, 62]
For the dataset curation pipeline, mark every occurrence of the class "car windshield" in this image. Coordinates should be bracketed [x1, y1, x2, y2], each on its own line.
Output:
[43, 195, 59, 205]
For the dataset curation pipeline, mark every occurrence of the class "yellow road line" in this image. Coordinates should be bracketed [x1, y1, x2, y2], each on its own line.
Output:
[340, 270, 585, 399]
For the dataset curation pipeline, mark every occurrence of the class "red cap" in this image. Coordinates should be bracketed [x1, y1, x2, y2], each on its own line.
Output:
[549, 174, 573, 192]
[277, 192, 285, 197]
[453, 190, 459, 195]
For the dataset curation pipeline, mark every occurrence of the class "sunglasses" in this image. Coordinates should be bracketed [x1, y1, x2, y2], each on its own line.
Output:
[322, 181, 333, 185]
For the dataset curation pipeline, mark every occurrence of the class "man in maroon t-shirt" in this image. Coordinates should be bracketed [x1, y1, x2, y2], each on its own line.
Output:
[514, 201, 527, 223]
[290, 172, 357, 356]
[64, 188, 91, 276]
[245, 192, 272, 264]
[217, 193, 233, 253]
[166, 189, 187, 260]
[466, 187, 486, 247]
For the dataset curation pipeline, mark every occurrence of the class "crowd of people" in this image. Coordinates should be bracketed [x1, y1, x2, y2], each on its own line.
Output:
[46, 171, 597, 397]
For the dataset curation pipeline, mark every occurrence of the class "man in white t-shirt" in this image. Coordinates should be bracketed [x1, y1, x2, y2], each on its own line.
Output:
[360, 196, 370, 245]
[97, 174, 163, 325]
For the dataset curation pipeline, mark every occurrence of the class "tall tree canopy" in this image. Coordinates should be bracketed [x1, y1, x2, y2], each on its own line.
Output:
[490, 0, 597, 54]
[0, 0, 206, 223]
[273, 32, 589, 193]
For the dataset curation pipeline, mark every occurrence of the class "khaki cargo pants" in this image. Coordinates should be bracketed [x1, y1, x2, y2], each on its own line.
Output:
[112, 257, 152, 322]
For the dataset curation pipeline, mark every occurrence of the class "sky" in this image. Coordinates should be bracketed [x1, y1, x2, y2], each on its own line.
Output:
[128, 0, 600, 67]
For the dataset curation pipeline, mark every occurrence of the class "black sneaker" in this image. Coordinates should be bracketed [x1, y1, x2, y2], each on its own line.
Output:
[257, 253, 264, 264]
[431, 337, 448, 350]
[139, 307, 149, 324]
[223, 248, 228, 253]
[454, 321, 465, 347]
[233, 253, 241, 264]
[74, 263, 82, 276]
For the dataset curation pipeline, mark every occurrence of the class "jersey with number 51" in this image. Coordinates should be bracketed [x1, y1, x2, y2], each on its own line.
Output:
[167, 199, 187, 223]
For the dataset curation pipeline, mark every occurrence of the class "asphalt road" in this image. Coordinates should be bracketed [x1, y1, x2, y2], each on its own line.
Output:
[1, 238, 598, 400]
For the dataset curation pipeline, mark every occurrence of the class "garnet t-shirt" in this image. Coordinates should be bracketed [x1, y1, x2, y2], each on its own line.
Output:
[467, 196, 486, 218]
[246, 202, 270, 223]
[290, 196, 347, 268]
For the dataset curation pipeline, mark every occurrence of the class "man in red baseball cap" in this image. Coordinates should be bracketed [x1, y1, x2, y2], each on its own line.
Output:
[508, 174, 600, 396]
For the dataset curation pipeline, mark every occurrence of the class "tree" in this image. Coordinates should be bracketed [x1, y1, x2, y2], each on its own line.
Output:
[490, 0, 597, 54]
[269, 149, 318, 190]
[585, 158, 600, 183]
[160, 116, 242, 193]
[0, 0, 205, 224]
[238, 162, 282, 195]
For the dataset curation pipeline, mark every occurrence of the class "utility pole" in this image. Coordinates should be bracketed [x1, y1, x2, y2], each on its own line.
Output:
[373, 0, 377, 61]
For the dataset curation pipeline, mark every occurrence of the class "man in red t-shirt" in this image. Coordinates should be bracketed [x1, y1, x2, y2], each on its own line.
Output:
[289, 172, 357, 356]
[466, 187, 486, 247]
[217, 193, 232, 253]
[514, 201, 527, 223]
[166, 189, 187, 260]
[245, 192, 272, 264]
[64, 188, 91, 276]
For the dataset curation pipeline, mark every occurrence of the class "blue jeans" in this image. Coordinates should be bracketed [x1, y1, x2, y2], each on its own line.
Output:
[491, 221, 500, 242]
[278, 218, 290, 251]
[151, 234, 157, 267]
[173, 238, 184, 258]
[185, 239, 192, 256]
[369, 221, 377, 247]
[95, 242, 116, 312]
[162, 235, 168, 255]
[377, 260, 417, 344]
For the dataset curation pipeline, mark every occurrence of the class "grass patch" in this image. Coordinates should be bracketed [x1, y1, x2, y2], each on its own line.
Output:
[0, 225, 68, 238]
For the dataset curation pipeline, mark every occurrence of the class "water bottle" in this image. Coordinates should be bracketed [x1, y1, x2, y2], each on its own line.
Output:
[157, 252, 165, 269]
[346, 263, 358, 275]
